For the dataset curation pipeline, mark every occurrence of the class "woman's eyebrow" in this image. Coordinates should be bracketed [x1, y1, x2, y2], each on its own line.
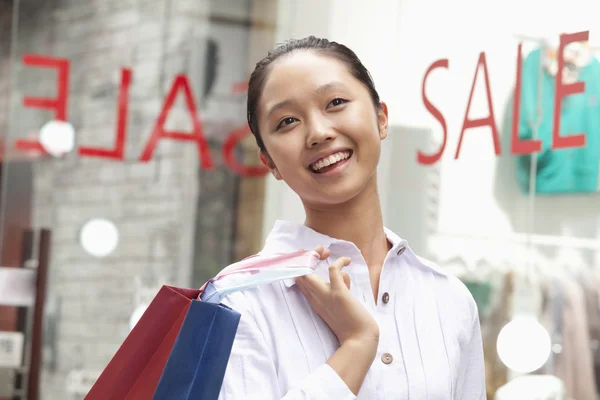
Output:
[314, 81, 346, 96]
[266, 99, 294, 119]
[266, 82, 347, 119]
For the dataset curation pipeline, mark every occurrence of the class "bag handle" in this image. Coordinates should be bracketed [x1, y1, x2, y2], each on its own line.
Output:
[198, 250, 319, 299]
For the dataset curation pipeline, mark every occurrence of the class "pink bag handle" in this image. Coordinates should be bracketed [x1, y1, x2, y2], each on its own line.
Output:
[198, 250, 320, 299]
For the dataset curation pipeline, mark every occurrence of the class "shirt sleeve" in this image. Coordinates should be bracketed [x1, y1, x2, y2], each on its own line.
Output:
[218, 292, 357, 400]
[455, 294, 487, 400]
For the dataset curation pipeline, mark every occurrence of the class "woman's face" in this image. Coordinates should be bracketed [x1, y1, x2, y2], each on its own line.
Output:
[257, 51, 388, 207]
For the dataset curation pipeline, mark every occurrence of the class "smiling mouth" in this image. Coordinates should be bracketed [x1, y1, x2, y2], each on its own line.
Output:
[309, 150, 353, 173]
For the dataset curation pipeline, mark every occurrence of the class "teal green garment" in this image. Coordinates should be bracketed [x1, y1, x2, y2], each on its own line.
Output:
[512, 48, 600, 194]
[463, 280, 492, 317]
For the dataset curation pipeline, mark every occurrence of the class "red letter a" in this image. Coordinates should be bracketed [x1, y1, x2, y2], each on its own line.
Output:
[139, 75, 213, 168]
[455, 52, 501, 159]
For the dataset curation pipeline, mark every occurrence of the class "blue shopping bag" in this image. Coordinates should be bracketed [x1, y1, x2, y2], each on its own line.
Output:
[152, 298, 241, 400]
[153, 250, 320, 400]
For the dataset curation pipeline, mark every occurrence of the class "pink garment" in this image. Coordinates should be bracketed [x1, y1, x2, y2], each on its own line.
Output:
[199, 249, 320, 297]
[555, 278, 597, 400]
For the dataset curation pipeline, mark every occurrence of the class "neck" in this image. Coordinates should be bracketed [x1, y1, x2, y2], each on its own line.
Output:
[303, 175, 389, 266]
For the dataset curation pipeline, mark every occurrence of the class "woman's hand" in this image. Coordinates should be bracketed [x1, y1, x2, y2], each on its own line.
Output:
[296, 246, 379, 395]
[296, 246, 379, 346]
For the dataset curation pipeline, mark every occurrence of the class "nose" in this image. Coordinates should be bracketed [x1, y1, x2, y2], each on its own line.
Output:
[306, 120, 336, 148]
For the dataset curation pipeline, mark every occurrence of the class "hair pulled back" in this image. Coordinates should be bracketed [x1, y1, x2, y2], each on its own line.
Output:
[247, 36, 381, 151]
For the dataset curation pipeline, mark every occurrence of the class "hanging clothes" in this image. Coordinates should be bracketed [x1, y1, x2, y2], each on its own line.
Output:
[594, 282, 600, 392]
[511, 45, 600, 194]
[572, 265, 600, 392]
[540, 276, 597, 399]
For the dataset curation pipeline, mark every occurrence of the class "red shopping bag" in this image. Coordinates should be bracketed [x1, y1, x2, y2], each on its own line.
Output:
[85, 286, 200, 400]
[86, 249, 320, 400]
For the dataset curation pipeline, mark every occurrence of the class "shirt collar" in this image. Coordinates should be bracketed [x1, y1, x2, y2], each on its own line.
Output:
[262, 220, 414, 288]
[263, 220, 408, 254]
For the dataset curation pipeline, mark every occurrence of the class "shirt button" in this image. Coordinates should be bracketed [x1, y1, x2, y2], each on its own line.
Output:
[397, 246, 406, 256]
[382, 292, 390, 304]
[381, 353, 393, 364]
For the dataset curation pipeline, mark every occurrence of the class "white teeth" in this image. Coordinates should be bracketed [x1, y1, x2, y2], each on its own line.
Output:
[311, 151, 351, 172]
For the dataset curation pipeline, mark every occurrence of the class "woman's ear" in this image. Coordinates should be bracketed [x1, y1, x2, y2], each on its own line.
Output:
[259, 149, 282, 180]
[378, 101, 389, 140]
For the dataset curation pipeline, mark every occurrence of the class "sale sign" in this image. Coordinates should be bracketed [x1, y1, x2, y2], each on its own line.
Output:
[418, 30, 592, 165]
[9, 30, 592, 172]
[12, 55, 268, 177]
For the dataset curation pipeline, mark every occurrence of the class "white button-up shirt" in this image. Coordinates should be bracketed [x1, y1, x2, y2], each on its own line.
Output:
[218, 220, 486, 399]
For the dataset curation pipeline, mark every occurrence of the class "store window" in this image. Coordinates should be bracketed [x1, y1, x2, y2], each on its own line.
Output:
[0, 0, 598, 399]
[377, 2, 600, 398]
[0, 0, 274, 398]
[265, 1, 599, 398]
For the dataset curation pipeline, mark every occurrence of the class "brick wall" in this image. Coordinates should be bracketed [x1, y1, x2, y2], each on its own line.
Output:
[0, 0, 273, 398]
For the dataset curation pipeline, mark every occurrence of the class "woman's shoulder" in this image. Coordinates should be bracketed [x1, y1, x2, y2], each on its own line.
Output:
[408, 252, 478, 320]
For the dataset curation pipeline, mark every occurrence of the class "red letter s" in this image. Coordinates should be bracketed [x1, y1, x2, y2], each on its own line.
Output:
[419, 59, 449, 165]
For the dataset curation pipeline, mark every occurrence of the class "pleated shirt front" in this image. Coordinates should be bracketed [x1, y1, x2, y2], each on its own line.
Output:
[218, 220, 486, 400]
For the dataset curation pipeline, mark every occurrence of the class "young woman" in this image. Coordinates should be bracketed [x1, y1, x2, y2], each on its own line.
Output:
[218, 36, 485, 399]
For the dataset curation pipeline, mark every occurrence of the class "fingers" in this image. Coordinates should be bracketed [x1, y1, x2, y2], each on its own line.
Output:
[296, 273, 328, 297]
[342, 271, 351, 290]
[299, 245, 331, 261]
[329, 257, 351, 290]
[296, 277, 313, 300]
[313, 245, 331, 261]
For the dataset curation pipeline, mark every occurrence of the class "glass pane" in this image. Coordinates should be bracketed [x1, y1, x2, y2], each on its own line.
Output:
[0, 0, 274, 398]
[0, 0, 598, 399]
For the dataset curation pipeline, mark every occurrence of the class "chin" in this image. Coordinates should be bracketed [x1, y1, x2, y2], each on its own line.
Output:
[299, 181, 368, 208]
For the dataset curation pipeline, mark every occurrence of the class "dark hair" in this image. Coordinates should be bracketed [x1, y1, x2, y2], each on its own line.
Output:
[247, 35, 381, 151]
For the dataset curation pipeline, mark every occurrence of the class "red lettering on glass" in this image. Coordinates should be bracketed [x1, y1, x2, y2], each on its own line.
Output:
[232, 81, 249, 94]
[419, 59, 449, 165]
[13, 30, 593, 170]
[455, 52, 501, 159]
[222, 124, 269, 177]
[138, 75, 213, 168]
[78, 68, 132, 160]
[552, 30, 589, 150]
[510, 43, 542, 155]
[15, 54, 70, 153]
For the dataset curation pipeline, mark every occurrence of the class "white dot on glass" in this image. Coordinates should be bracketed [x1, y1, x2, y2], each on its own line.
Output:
[39, 120, 76, 157]
[497, 316, 552, 373]
[79, 219, 119, 257]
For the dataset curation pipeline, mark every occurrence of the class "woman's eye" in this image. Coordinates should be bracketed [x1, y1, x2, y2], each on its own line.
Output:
[328, 98, 348, 108]
[276, 117, 297, 130]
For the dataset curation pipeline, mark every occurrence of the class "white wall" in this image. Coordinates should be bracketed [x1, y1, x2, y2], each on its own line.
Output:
[265, 0, 600, 263]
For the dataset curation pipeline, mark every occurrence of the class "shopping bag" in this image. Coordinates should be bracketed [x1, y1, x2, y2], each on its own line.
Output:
[86, 249, 320, 400]
[85, 286, 201, 400]
[153, 250, 320, 399]
[151, 301, 241, 400]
